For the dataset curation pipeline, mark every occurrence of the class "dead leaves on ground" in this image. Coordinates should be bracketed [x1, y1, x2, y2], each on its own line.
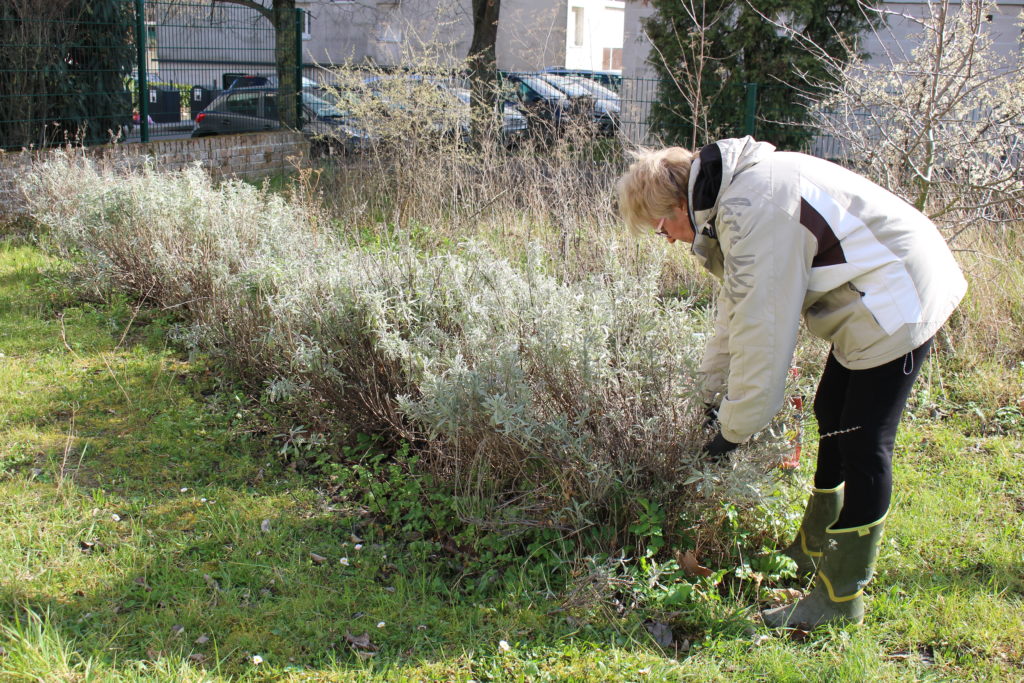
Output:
[345, 631, 378, 659]
[675, 549, 713, 578]
[767, 588, 802, 604]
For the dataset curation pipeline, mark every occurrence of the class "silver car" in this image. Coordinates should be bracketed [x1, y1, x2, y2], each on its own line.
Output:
[191, 87, 372, 154]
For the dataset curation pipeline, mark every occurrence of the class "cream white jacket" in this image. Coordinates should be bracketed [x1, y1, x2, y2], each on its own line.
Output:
[689, 137, 967, 444]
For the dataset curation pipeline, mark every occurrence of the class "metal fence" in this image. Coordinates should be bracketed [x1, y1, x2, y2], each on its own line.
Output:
[0, 0, 301, 150]
[0, 0, 839, 155]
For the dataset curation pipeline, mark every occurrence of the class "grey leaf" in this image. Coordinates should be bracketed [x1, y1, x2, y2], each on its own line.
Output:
[344, 631, 377, 651]
[644, 620, 674, 648]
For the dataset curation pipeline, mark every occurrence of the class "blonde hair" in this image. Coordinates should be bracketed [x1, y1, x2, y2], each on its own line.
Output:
[616, 146, 695, 236]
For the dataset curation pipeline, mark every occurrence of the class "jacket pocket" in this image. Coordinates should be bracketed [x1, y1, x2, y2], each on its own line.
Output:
[804, 283, 890, 355]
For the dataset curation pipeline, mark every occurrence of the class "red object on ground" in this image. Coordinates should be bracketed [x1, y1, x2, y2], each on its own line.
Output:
[781, 367, 803, 469]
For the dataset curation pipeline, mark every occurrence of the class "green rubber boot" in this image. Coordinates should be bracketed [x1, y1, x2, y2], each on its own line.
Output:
[762, 514, 886, 629]
[780, 484, 844, 576]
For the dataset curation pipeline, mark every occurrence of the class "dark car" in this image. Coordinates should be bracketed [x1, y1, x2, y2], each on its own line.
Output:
[541, 68, 622, 93]
[503, 72, 614, 137]
[501, 72, 575, 132]
[222, 72, 321, 91]
[358, 74, 529, 146]
[359, 74, 470, 143]
[191, 87, 372, 154]
[453, 88, 529, 145]
[535, 73, 620, 136]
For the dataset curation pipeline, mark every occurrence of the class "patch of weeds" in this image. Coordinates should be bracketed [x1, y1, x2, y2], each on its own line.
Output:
[322, 437, 568, 598]
[0, 215, 42, 239]
[0, 442, 36, 478]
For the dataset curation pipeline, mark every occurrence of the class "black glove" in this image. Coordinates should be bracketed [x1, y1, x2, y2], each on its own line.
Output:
[702, 431, 739, 461]
[703, 403, 719, 430]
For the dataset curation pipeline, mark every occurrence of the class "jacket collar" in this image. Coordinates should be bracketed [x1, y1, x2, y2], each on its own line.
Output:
[688, 136, 775, 276]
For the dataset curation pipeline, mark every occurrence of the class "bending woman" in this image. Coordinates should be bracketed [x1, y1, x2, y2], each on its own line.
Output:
[616, 137, 966, 628]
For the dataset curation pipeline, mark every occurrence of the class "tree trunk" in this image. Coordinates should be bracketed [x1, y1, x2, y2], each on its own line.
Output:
[468, 0, 500, 142]
[273, 0, 299, 129]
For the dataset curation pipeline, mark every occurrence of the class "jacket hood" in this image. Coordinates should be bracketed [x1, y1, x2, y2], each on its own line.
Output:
[688, 137, 776, 275]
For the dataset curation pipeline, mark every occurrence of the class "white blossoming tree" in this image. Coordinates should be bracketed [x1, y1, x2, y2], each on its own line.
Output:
[805, 0, 1024, 238]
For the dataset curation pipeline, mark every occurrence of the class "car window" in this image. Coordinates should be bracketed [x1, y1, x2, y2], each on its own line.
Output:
[264, 92, 278, 120]
[567, 77, 618, 100]
[519, 77, 566, 100]
[224, 92, 260, 117]
[539, 75, 590, 98]
[302, 91, 347, 118]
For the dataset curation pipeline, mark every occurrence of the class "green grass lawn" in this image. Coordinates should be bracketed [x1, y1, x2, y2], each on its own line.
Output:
[1, 239, 1022, 681]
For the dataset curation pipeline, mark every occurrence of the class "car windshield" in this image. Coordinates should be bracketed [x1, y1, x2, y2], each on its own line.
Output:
[565, 77, 618, 100]
[538, 75, 591, 98]
[302, 91, 347, 118]
[518, 76, 567, 99]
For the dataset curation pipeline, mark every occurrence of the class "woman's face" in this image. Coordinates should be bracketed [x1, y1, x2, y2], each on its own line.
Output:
[653, 204, 695, 244]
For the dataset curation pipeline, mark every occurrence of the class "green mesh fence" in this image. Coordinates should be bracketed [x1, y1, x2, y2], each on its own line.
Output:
[1, 0, 860, 158]
[1, 1, 135, 149]
[0, 0, 299, 150]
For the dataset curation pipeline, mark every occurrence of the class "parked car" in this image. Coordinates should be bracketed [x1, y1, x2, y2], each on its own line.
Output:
[453, 89, 529, 145]
[536, 73, 620, 136]
[503, 72, 616, 137]
[191, 87, 373, 155]
[500, 72, 576, 133]
[359, 74, 470, 143]
[222, 72, 320, 91]
[541, 67, 622, 93]
[360, 74, 529, 146]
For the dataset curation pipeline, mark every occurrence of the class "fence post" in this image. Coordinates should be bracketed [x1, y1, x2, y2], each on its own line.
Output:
[135, 0, 149, 143]
[294, 8, 304, 129]
[743, 82, 758, 138]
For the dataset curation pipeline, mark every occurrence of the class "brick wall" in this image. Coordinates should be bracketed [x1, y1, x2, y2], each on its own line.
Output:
[0, 131, 309, 217]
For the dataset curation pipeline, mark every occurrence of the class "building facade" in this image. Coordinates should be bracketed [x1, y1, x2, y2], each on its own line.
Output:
[152, 0, 627, 88]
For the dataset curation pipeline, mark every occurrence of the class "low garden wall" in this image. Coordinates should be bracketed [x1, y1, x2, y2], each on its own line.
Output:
[0, 131, 308, 217]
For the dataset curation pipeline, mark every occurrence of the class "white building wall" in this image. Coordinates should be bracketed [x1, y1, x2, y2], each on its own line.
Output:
[499, 1, 567, 71]
[299, 0, 568, 72]
[564, 1, 625, 71]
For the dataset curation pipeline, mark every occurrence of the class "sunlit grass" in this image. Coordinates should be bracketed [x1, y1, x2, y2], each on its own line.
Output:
[2, 238, 1023, 680]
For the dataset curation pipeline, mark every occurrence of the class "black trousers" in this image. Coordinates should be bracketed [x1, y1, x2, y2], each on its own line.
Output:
[812, 338, 933, 528]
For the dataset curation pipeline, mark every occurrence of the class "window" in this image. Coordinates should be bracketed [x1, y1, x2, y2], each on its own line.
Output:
[572, 7, 585, 47]
[301, 9, 312, 40]
[263, 92, 278, 120]
[602, 47, 622, 71]
[224, 92, 260, 117]
[144, 22, 158, 72]
[378, 22, 402, 43]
